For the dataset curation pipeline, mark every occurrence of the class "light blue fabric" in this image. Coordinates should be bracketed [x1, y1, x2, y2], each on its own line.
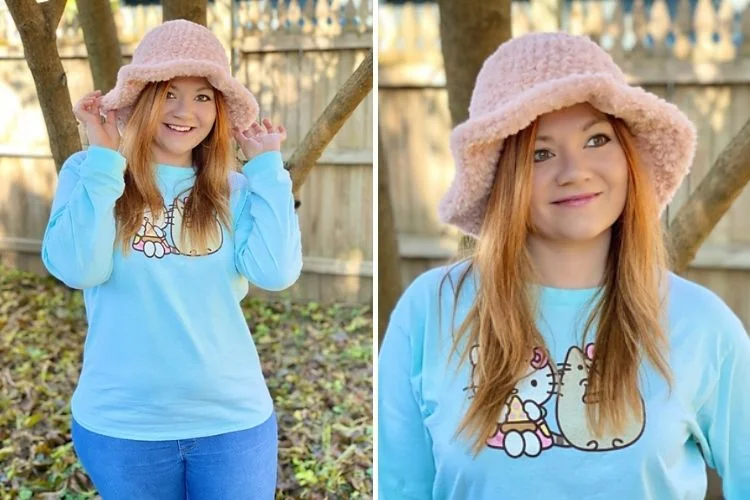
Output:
[42, 146, 302, 440]
[379, 262, 750, 499]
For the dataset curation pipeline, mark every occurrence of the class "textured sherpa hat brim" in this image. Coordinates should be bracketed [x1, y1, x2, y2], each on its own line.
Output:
[438, 34, 697, 238]
[102, 60, 259, 132]
[99, 19, 259, 133]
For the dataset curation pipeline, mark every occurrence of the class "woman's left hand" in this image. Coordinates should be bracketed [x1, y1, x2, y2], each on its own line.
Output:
[234, 118, 287, 160]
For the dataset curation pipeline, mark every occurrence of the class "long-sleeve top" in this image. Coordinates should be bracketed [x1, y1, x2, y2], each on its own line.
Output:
[379, 262, 750, 499]
[41, 145, 302, 440]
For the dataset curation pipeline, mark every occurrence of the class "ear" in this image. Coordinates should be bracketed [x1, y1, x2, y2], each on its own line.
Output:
[530, 347, 548, 369]
[585, 343, 595, 360]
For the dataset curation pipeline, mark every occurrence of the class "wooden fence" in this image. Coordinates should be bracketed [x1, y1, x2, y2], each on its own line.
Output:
[0, 0, 373, 303]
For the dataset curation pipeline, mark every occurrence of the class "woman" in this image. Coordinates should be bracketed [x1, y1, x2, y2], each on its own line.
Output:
[379, 33, 750, 498]
[41, 20, 301, 498]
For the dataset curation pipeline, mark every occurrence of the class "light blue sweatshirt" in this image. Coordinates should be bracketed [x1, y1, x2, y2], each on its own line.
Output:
[42, 145, 302, 440]
[379, 262, 750, 499]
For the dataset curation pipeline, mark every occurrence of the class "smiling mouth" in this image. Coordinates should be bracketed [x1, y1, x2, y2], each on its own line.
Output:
[552, 193, 601, 207]
[165, 124, 195, 133]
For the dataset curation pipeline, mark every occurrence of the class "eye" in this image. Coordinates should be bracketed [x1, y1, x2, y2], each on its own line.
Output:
[196, 94, 212, 102]
[166, 91, 176, 99]
[585, 133, 611, 148]
[533, 149, 554, 163]
[530, 380, 538, 387]
[577, 364, 584, 371]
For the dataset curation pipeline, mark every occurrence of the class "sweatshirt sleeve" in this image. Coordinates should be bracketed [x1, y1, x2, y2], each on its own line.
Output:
[41, 146, 126, 289]
[234, 151, 302, 291]
[378, 294, 436, 499]
[695, 309, 750, 499]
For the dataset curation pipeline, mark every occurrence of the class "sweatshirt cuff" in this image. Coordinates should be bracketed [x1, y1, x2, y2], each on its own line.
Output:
[79, 145, 127, 180]
[242, 151, 286, 181]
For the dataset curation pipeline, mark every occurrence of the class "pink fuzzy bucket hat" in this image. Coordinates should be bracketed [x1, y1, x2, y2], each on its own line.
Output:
[438, 32, 697, 237]
[100, 19, 259, 132]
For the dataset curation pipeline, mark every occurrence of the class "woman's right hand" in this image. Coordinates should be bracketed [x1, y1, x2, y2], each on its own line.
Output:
[73, 90, 120, 151]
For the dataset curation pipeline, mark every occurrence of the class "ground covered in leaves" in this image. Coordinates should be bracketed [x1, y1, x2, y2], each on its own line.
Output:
[0, 267, 372, 499]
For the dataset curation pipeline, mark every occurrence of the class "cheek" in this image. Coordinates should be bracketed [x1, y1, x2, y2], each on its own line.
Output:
[605, 157, 629, 209]
[201, 106, 217, 127]
[161, 101, 177, 117]
[529, 169, 554, 230]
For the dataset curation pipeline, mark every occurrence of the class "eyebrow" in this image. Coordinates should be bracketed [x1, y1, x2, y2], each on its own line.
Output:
[168, 85, 214, 93]
[536, 117, 608, 142]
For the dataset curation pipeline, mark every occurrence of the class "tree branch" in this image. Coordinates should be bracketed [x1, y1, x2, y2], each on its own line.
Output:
[41, 0, 67, 31]
[6, 0, 81, 172]
[287, 49, 373, 196]
[668, 117, 750, 273]
[78, 0, 122, 92]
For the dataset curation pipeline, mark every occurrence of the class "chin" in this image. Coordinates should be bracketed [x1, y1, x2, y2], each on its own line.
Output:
[556, 222, 614, 243]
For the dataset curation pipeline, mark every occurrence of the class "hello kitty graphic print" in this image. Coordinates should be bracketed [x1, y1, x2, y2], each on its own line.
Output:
[132, 194, 223, 259]
[468, 343, 646, 459]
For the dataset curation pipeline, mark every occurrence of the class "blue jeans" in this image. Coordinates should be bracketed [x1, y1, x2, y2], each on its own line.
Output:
[71, 413, 278, 499]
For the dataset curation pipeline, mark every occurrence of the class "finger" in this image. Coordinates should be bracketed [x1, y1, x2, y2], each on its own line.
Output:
[251, 122, 266, 136]
[262, 118, 274, 133]
[79, 91, 102, 104]
[277, 125, 287, 141]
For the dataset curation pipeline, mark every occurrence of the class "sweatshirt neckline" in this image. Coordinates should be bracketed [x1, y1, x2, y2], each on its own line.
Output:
[533, 283, 602, 306]
[155, 163, 197, 180]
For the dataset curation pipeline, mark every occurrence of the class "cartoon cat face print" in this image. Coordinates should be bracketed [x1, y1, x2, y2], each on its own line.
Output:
[469, 346, 557, 458]
[467, 346, 555, 405]
[555, 344, 646, 451]
[131, 195, 224, 259]
[169, 196, 223, 257]
[513, 348, 556, 408]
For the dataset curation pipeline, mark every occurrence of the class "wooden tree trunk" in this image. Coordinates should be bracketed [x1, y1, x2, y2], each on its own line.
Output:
[437, 0, 512, 126]
[378, 131, 403, 346]
[6, 0, 81, 173]
[77, 0, 122, 93]
[437, 0, 512, 250]
[163, 0, 207, 26]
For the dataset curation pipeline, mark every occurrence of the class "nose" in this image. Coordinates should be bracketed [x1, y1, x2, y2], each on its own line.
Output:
[172, 96, 195, 119]
[555, 149, 592, 186]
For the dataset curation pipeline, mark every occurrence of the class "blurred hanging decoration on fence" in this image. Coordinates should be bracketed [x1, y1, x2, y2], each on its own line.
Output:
[379, 0, 750, 85]
[0, 1, 373, 57]
[237, 0, 372, 38]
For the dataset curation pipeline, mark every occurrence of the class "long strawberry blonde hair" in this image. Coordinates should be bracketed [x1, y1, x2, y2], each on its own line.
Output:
[443, 113, 673, 455]
[115, 80, 234, 253]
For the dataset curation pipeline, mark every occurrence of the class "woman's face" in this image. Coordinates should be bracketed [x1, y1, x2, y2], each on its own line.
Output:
[528, 103, 629, 244]
[152, 76, 217, 167]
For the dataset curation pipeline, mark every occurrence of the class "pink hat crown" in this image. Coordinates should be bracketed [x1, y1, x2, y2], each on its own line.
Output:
[101, 19, 259, 132]
[131, 19, 229, 70]
[470, 33, 626, 119]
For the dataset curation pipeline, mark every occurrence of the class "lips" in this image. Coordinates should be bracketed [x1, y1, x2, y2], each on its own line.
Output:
[552, 192, 601, 207]
[165, 123, 195, 134]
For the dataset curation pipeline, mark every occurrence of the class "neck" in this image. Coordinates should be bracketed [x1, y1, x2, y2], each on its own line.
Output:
[151, 148, 192, 168]
[526, 229, 612, 289]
